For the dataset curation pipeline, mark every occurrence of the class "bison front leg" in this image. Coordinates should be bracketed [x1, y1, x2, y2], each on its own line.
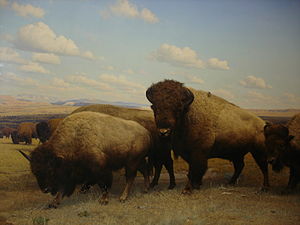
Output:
[120, 166, 137, 202]
[150, 162, 163, 188]
[98, 171, 113, 205]
[283, 167, 299, 194]
[182, 153, 207, 194]
[229, 157, 245, 185]
[137, 158, 150, 193]
[48, 192, 62, 208]
[164, 154, 176, 189]
[250, 150, 270, 191]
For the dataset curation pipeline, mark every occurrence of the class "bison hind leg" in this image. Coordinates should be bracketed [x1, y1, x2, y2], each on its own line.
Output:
[98, 171, 113, 205]
[137, 158, 150, 193]
[228, 157, 245, 185]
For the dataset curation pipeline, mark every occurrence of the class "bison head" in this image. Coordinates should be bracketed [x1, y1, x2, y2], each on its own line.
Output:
[20, 143, 76, 197]
[146, 79, 194, 138]
[263, 123, 294, 172]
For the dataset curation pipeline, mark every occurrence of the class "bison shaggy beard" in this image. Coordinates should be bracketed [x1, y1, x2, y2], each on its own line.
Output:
[30, 143, 74, 197]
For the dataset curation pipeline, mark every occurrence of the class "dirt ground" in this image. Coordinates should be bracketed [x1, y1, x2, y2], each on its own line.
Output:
[0, 138, 299, 225]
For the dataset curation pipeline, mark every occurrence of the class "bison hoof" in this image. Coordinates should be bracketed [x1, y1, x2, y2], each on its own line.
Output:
[168, 183, 176, 189]
[119, 198, 127, 203]
[280, 188, 293, 195]
[99, 198, 109, 205]
[48, 202, 58, 209]
[181, 188, 192, 195]
[259, 186, 269, 192]
[150, 182, 158, 188]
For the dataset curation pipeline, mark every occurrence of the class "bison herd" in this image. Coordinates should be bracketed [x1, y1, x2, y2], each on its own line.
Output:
[1, 79, 299, 208]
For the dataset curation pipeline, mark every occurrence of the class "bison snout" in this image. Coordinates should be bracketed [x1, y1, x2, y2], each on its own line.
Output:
[158, 128, 171, 137]
[43, 188, 50, 193]
[267, 157, 276, 165]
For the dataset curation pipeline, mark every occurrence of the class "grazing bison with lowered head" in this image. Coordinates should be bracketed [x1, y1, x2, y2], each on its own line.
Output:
[19, 111, 151, 208]
[1, 127, 15, 138]
[14, 122, 36, 144]
[264, 113, 300, 192]
[72, 104, 175, 189]
[146, 79, 269, 193]
[36, 121, 50, 143]
[36, 118, 64, 143]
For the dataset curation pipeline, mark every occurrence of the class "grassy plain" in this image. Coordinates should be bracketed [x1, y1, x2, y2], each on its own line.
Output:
[0, 137, 299, 225]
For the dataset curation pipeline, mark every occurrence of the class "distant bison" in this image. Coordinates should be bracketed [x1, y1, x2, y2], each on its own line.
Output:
[72, 104, 175, 189]
[14, 122, 36, 144]
[264, 113, 300, 192]
[20, 112, 151, 208]
[36, 118, 64, 143]
[146, 79, 269, 193]
[1, 127, 15, 138]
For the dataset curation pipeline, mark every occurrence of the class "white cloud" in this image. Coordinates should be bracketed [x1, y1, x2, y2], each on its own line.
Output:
[11, 2, 45, 18]
[213, 89, 235, 100]
[102, 0, 159, 23]
[32, 53, 61, 64]
[185, 75, 204, 85]
[99, 73, 145, 93]
[0, 0, 8, 7]
[240, 75, 272, 89]
[19, 62, 50, 74]
[110, 0, 139, 18]
[14, 22, 81, 56]
[150, 44, 205, 69]
[207, 57, 230, 70]
[0, 47, 28, 64]
[140, 8, 159, 24]
[0, 72, 39, 86]
[52, 77, 70, 88]
[68, 75, 112, 91]
[82, 51, 96, 60]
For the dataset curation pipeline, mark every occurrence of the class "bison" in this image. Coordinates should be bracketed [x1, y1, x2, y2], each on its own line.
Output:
[146, 79, 269, 193]
[1, 127, 15, 138]
[19, 112, 151, 208]
[264, 113, 300, 192]
[14, 122, 36, 144]
[36, 118, 64, 143]
[72, 104, 176, 189]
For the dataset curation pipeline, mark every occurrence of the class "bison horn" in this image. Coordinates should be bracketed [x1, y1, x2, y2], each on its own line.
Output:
[183, 88, 194, 107]
[146, 87, 154, 103]
[19, 150, 31, 162]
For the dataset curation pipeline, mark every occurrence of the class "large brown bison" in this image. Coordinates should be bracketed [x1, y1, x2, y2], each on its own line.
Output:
[14, 122, 36, 144]
[20, 112, 151, 208]
[36, 118, 64, 143]
[72, 104, 175, 189]
[264, 113, 300, 192]
[146, 79, 269, 193]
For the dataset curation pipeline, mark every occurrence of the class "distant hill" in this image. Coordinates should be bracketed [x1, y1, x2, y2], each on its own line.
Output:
[52, 98, 149, 108]
[247, 109, 300, 117]
[0, 95, 149, 116]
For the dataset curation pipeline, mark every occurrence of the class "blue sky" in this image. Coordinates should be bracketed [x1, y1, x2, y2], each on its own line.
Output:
[0, 0, 299, 109]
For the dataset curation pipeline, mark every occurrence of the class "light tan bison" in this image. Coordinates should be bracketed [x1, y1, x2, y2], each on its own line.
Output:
[20, 112, 151, 208]
[72, 104, 176, 189]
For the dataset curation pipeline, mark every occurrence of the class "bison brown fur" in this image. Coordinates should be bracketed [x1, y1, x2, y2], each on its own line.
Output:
[146, 79, 269, 193]
[264, 114, 300, 192]
[72, 104, 176, 189]
[16, 122, 36, 144]
[36, 118, 63, 143]
[20, 112, 151, 207]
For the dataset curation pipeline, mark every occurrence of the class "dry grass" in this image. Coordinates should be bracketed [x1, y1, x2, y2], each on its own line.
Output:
[0, 138, 299, 225]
